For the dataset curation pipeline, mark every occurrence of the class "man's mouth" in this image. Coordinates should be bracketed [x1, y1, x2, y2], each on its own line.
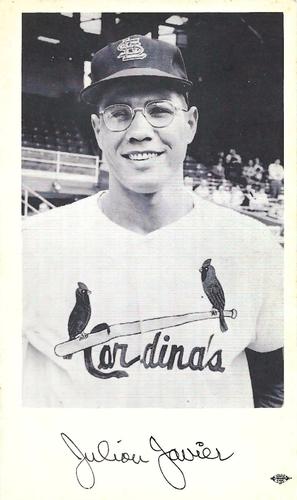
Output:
[122, 151, 163, 161]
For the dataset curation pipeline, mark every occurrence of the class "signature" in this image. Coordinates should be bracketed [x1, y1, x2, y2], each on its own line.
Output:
[61, 432, 234, 490]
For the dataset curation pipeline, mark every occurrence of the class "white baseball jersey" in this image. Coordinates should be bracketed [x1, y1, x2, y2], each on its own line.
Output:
[23, 192, 283, 407]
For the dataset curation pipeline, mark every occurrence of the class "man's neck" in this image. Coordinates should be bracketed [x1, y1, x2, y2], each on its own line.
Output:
[100, 178, 194, 235]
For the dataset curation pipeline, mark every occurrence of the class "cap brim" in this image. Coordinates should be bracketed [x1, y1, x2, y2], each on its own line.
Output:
[80, 69, 192, 105]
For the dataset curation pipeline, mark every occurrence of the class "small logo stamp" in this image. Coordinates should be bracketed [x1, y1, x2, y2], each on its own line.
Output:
[271, 474, 292, 484]
[117, 36, 147, 61]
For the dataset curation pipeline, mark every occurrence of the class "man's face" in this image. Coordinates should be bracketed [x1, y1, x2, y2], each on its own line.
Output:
[91, 80, 198, 194]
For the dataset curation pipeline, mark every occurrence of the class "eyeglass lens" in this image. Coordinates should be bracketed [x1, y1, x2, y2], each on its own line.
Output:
[103, 101, 176, 131]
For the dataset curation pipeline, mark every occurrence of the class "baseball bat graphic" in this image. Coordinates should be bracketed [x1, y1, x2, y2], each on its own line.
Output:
[54, 309, 237, 358]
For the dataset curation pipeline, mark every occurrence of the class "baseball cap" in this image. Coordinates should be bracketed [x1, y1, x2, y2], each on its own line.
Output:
[80, 34, 192, 104]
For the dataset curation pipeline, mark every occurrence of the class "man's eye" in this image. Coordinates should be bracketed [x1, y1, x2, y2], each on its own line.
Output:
[113, 110, 128, 118]
[106, 108, 130, 121]
[111, 111, 129, 121]
[148, 105, 173, 117]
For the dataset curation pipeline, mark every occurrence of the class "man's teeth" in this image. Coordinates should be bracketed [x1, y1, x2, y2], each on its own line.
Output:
[128, 152, 160, 160]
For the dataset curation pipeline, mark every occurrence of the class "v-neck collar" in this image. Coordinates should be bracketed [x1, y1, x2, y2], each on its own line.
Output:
[94, 190, 202, 240]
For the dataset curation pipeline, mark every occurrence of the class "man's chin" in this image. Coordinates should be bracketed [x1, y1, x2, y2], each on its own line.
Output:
[126, 182, 162, 195]
[119, 176, 167, 195]
[111, 170, 175, 195]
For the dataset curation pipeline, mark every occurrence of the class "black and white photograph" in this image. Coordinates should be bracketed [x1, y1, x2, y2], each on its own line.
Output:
[22, 11, 284, 408]
[0, 2, 296, 499]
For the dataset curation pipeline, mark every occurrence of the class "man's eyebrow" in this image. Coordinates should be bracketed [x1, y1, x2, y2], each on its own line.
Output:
[98, 94, 186, 109]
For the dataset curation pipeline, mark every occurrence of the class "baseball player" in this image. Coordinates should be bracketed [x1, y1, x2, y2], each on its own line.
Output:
[23, 35, 283, 408]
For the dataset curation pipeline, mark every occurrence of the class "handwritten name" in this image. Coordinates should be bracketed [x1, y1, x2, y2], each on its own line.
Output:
[61, 433, 234, 490]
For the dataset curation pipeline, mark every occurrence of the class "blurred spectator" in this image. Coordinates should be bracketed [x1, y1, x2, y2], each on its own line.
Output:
[225, 148, 242, 185]
[194, 179, 210, 198]
[184, 175, 194, 191]
[268, 195, 284, 220]
[38, 202, 50, 213]
[253, 157, 265, 183]
[212, 183, 231, 206]
[217, 151, 225, 162]
[268, 158, 284, 198]
[231, 185, 244, 207]
[254, 157, 262, 166]
[242, 159, 255, 185]
[249, 184, 270, 210]
[241, 183, 256, 207]
[212, 184, 224, 205]
[211, 158, 225, 179]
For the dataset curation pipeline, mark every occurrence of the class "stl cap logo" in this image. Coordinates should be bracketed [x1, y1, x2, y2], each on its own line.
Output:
[117, 36, 147, 62]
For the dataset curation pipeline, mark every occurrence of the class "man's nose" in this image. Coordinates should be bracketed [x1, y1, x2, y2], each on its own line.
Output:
[125, 110, 154, 141]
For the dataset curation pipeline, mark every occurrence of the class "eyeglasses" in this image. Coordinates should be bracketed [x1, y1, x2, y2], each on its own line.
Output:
[99, 100, 188, 132]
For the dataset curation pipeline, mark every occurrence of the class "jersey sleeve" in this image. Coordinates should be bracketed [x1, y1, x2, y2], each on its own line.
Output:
[248, 228, 283, 352]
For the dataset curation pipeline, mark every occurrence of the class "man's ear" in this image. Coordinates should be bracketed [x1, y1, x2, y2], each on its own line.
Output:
[186, 106, 199, 145]
[91, 113, 102, 149]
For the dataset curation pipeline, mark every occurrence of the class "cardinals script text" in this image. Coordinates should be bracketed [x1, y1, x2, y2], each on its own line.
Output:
[91, 332, 225, 378]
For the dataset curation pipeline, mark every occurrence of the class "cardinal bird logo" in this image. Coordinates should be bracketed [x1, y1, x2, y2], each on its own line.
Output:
[64, 282, 92, 359]
[199, 259, 228, 332]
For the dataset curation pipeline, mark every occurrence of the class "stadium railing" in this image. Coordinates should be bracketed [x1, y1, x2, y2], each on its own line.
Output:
[22, 147, 101, 183]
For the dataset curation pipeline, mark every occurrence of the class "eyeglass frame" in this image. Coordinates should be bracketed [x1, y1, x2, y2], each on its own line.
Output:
[98, 99, 188, 132]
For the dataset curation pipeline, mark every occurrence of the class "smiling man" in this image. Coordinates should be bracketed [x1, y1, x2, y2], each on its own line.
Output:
[89, 78, 197, 233]
[23, 35, 283, 408]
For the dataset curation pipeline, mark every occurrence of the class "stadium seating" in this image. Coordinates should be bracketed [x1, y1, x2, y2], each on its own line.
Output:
[22, 93, 95, 155]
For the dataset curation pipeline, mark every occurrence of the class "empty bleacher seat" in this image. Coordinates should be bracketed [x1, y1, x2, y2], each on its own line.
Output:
[22, 93, 94, 155]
